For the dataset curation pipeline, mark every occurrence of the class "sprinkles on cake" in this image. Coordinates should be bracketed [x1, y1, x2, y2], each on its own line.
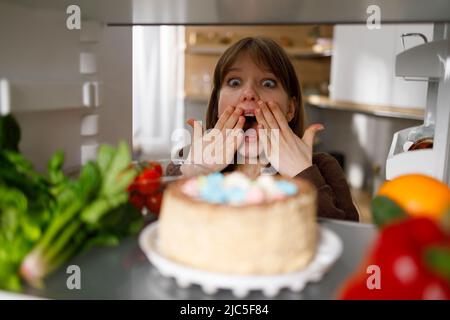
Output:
[181, 172, 298, 205]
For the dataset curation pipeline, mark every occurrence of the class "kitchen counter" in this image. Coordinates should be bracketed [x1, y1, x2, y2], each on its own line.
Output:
[18, 218, 376, 300]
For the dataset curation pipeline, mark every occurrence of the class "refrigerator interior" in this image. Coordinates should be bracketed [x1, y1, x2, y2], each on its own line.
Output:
[0, 0, 449, 194]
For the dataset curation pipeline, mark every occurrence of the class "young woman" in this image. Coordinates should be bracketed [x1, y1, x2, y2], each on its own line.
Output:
[171, 36, 359, 221]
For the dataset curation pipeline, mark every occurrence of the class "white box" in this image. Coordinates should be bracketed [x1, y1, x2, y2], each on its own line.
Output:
[80, 114, 99, 136]
[80, 52, 97, 74]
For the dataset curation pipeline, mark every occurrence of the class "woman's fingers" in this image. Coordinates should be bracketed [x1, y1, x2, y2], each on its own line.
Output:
[186, 118, 204, 143]
[187, 118, 203, 142]
[226, 115, 245, 151]
[255, 109, 271, 156]
[255, 102, 285, 152]
[226, 122, 245, 152]
[214, 105, 235, 130]
[185, 118, 205, 164]
[257, 123, 264, 131]
[302, 124, 325, 148]
[255, 107, 270, 133]
[222, 106, 243, 131]
[211, 117, 244, 166]
[267, 101, 291, 134]
[257, 100, 279, 129]
[223, 115, 244, 153]
[234, 115, 245, 129]
[257, 123, 272, 156]
[186, 118, 196, 128]
[209, 116, 245, 166]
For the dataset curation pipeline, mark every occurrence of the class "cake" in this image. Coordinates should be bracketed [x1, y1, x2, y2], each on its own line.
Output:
[158, 172, 318, 275]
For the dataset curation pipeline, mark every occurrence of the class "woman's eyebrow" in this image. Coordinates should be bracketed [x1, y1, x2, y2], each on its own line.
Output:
[224, 68, 277, 79]
[226, 67, 242, 73]
[260, 71, 278, 80]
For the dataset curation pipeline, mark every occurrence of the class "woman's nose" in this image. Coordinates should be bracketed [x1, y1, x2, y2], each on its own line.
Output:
[240, 85, 259, 103]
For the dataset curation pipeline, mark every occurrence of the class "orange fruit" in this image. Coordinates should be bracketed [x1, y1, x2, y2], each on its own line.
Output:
[377, 174, 450, 222]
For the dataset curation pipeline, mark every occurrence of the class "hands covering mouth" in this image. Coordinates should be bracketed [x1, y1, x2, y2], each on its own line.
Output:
[182, 100, 325, 178]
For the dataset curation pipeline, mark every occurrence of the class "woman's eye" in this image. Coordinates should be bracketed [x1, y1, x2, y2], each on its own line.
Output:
[227, 78, 241, 87]
[262, 79, 277, 88]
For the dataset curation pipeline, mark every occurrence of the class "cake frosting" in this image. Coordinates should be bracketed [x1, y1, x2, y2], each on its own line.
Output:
[158, 172, 318, 275]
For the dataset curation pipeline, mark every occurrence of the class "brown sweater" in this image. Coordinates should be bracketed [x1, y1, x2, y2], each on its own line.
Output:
[295, 153, 359, 222]
[166, 151, 359, 222]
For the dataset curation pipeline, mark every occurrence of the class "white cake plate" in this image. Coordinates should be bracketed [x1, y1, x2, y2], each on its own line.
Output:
[138, 222, 343, 298]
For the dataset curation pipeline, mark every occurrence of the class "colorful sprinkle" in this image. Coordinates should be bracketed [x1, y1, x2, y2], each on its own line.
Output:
[182, 172, 298, 205]
[245, 186, 265, 204]
[275, 181, 298, 196]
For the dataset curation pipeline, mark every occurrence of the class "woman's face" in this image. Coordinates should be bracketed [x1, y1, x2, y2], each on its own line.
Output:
[217, 51, 294, 159]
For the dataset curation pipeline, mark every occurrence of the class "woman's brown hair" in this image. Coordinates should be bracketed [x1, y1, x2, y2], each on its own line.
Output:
[205, 36, 305, 137]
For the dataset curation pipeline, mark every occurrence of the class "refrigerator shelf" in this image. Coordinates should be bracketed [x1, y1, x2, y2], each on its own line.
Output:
[386, 126, 436, 180]
[0, 79, 100, 113]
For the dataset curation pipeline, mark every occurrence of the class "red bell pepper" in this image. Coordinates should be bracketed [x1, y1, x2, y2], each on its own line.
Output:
[338, 217, 450, 300]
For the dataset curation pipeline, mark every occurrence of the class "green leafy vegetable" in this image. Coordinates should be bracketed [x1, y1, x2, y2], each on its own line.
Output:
[0, 140, 143, 291]
[425, 245, 450, 282]
[0, 151, 53, 291]
[371, 195, 408, 228]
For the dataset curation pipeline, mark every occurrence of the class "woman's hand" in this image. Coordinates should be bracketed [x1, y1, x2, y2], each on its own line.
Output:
[254, 100, 324, 178]
[181, 106, 245, 177]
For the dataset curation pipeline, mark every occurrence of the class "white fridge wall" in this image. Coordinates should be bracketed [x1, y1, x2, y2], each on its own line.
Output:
[96, 26, 132, 148]
[330, 24, 433, 107]
[0, 2, 81, 84]
[327, 24, 431, 190]
[0, 1, 132, 172]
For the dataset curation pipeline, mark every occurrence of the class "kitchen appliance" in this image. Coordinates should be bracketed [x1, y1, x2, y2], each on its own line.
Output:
[386, 25, 450, 182]
[0, 0, 449, 185]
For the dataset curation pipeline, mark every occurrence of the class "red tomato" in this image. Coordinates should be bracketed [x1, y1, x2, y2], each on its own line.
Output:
[140, 167, 161, 180]
[151, 162, 163, 176]
[141, 161, 163, 177]
[137, 169, 161, 195]
[129, 193, 145, 211]
[146, 193, 163, 216]
[127, 180, 139, 192]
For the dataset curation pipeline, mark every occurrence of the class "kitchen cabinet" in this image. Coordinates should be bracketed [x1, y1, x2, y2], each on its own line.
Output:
[184, 25, 333, 102]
